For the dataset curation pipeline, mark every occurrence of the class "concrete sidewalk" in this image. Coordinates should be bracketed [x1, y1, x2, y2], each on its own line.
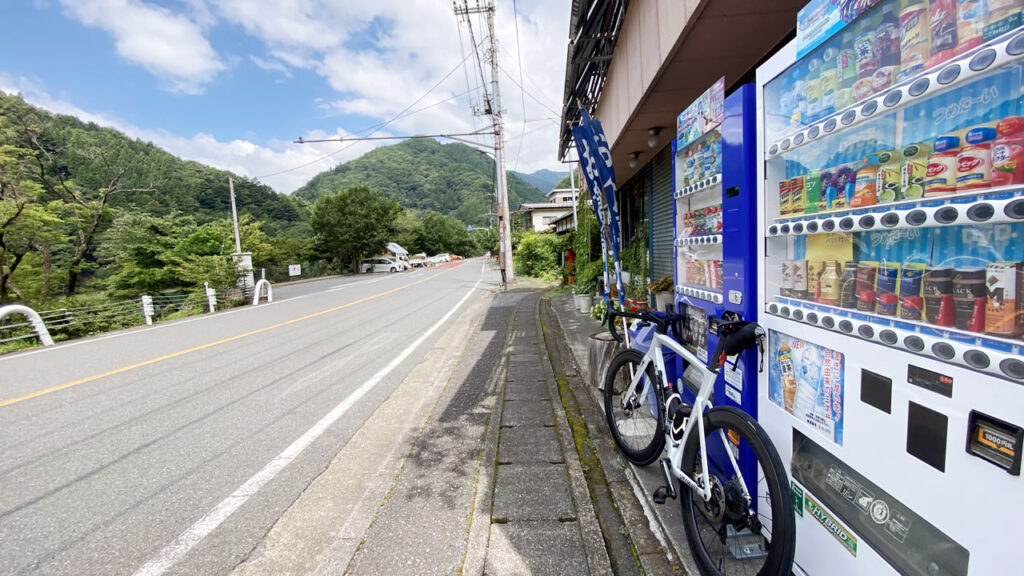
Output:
[544, 293, 697, 576]
[232, 281, 684, 575]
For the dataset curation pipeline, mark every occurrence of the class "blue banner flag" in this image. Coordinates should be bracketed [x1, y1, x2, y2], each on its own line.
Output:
[571, 108, 625, 310]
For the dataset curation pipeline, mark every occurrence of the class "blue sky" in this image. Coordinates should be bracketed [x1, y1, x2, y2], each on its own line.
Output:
[0, 0, 569, 193]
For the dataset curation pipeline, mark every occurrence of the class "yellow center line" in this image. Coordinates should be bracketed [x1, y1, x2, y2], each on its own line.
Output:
[0, 269, 456, 408]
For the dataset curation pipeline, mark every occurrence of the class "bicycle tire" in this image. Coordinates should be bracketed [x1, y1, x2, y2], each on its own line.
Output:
[679, 406, 796, 576]
[603, 349, 665, 466]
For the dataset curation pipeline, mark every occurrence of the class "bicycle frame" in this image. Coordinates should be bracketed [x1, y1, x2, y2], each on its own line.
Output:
[623, 330, 751, 505]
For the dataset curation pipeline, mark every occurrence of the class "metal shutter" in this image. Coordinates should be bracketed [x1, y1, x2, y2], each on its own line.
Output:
[650, 145, 673, 282]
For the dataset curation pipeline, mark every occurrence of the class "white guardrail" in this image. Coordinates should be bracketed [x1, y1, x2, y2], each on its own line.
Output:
[0, 305, 55, 347]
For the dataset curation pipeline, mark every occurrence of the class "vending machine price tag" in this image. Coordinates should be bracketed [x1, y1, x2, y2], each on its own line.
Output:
[967, 411, 1022, 476]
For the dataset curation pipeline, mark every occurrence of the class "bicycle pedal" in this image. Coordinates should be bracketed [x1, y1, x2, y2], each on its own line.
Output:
[653, 486, 670, 505]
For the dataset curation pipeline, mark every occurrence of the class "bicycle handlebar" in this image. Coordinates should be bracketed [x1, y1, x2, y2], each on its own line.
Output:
[606, 308, 764, 374]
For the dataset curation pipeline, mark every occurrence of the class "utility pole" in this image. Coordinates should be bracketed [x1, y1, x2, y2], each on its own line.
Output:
[228, 177, 254, 289]
[228, 177, 242, 254]
[454, 0, 513, 283]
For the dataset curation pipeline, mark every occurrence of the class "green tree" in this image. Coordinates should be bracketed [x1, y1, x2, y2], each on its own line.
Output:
[513, 231, 566, 281]
[0, 144, 64, 304]
[97, 212, 197, 295]
[310, 186, 402, 272]
[411, 211, 476, 256]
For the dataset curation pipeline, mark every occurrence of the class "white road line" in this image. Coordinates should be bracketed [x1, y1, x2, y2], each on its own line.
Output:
[132, 262, 485, 576]
[0, 274, 414, 362]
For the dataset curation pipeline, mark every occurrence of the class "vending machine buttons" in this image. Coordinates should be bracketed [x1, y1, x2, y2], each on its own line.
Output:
[937, 63, 961, 85]
[967, 411, 1022, 475]
[1007, 31, 1024, 56]
[969, 48, 997, 72]
[883, 90, 902, 107]
[908, 77, 929, 97]
[823, 118, 837, 133]
[861, 100, 878, 117]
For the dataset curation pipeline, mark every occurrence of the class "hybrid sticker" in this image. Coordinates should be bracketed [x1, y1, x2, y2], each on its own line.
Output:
[805, 493, 858, 557]
[791, 482, 804, 518]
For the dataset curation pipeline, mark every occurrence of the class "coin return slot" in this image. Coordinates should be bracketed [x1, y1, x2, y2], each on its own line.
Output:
[967, 203, 994, 222]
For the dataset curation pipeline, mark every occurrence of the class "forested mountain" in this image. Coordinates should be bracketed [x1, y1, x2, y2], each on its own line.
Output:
[511, 168, 567, 193]
[0, 92, 304, 232]
[294, 138, 547, 226]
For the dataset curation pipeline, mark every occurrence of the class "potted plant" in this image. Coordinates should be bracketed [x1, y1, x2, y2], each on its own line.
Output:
[649, 276, 675, 312]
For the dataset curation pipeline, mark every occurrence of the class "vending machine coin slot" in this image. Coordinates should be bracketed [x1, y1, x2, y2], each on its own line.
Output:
[967, 411, 1022, 476]
[860, 369, 892, 414]
[907, 402, 948, 472]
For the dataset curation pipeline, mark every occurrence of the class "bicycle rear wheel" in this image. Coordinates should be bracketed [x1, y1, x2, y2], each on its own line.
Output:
[603, 349, 665, 466]
[679, 406, 795, 576]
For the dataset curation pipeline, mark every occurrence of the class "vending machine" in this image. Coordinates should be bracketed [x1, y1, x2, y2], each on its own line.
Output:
[756, 1, 1024, 574]
[673, 82, 760, 416]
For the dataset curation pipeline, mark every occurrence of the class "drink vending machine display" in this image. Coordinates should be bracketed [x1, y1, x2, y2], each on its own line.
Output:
[757, 1, 1024, 574]
[673, 82, 760, 418]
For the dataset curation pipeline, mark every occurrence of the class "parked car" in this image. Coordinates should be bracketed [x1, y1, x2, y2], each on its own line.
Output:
[410, 253, 428, 268]
[360, 257, 402, 273]
[436, 253, 451, 262]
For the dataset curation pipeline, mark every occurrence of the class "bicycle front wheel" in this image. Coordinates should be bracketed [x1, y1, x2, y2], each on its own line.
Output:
[603, 349, 665, 466]
[679, 406, 795, 576]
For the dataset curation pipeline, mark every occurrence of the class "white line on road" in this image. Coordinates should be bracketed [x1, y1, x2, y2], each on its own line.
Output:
[132, 262, 486, 576]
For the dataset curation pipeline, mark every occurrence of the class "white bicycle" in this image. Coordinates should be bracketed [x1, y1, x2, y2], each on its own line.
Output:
[604, 309, 795, 576]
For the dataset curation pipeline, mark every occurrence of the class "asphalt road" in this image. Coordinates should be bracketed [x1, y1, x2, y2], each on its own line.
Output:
[0, 260, 497, 575]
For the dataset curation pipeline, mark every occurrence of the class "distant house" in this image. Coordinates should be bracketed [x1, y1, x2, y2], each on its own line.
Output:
[384, 242, 409, 262]
[517, 187, 578, 233]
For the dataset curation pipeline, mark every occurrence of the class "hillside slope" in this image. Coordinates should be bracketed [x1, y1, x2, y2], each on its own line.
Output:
[294, 138, 546, 226]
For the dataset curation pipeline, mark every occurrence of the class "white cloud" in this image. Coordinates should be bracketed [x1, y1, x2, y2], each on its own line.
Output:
[250, 55, 292, 78]
[209, 0, 571, 174]
[58, 0, 224, 94]
[1, 74, 384, 194]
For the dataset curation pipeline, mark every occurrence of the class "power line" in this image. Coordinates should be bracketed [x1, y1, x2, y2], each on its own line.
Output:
[256, 45, 482, 181]
[498, 44, 562, 115]
[499, 64, 560, 118]
[511, 0, 528, 172]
